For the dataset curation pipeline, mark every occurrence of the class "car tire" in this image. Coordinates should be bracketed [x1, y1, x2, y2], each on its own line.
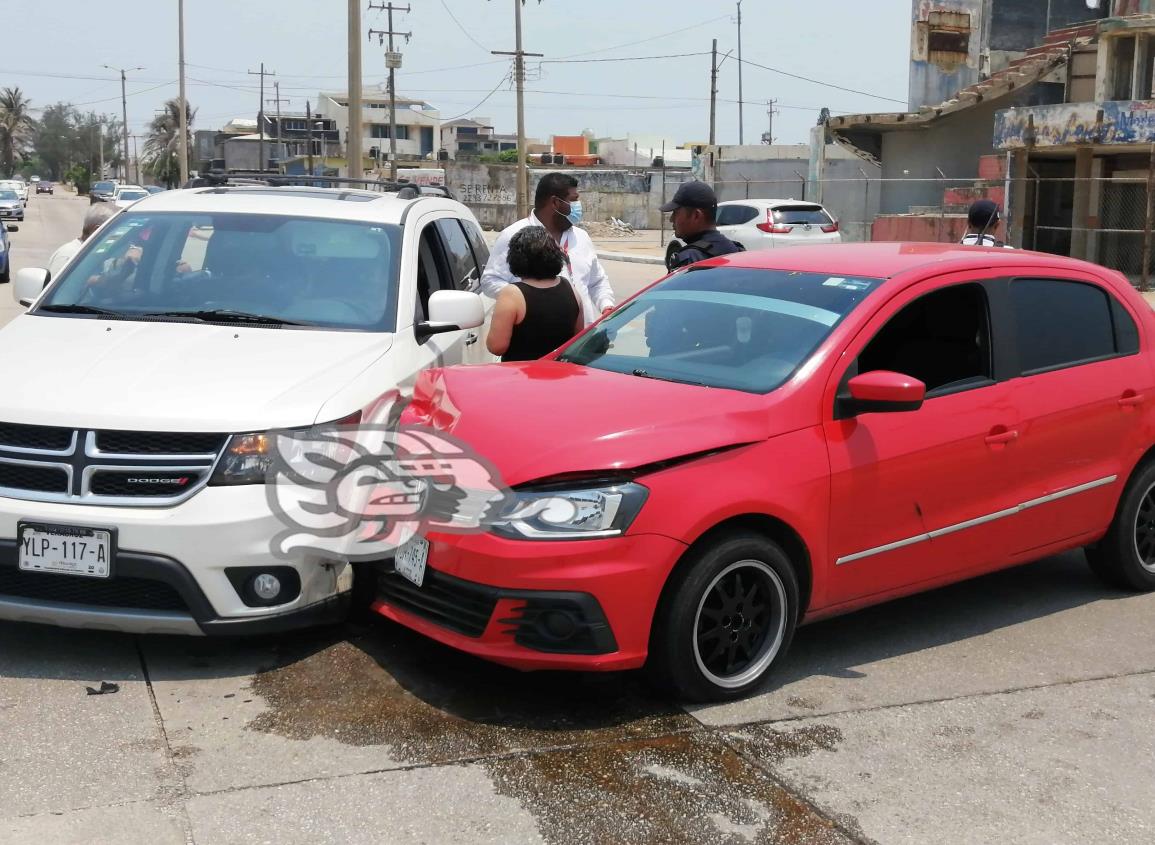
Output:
[646, 531, 799, 702]
[1085, 461, 1155, 592]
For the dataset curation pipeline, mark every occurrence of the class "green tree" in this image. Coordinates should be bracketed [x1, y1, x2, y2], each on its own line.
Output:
[144, 98, 195, 188]
[0, 87, 36, 176]
[33, 103, 77, 181]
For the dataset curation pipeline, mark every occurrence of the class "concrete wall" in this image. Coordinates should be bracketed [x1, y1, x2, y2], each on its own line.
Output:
[444, 163, 665, 230]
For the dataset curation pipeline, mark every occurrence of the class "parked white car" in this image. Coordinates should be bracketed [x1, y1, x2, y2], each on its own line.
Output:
[1, 186, 495, 635]
[715, 199, 842, 251]
[112, 185, 150, 209]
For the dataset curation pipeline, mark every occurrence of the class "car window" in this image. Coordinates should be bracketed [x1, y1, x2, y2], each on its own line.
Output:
[560, 267, 883, 394]
[772, 206, 833, 226]
[460, 219, 491, 275]
[0, 191, 17, 201]
[1010, 279, 1121, 374]
[856, 283, 992, 396]
[717, 205, 760, 226]
[40, 212, 402, 332]
[433, 218, 481, 292]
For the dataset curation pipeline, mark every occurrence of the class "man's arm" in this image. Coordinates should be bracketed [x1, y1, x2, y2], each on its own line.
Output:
[668, 246, 708, 270]
[586, 253, 616, 314]
[480, 229, 516, 298]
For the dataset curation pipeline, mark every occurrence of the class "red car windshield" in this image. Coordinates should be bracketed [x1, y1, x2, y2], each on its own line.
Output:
[559, 267, 883, 393]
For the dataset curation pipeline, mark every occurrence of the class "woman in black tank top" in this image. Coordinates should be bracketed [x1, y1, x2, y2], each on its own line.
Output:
[487, 227, 584, 362]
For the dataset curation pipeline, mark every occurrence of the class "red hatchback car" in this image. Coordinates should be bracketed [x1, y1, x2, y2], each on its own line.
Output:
[376, 243, 1155, 701]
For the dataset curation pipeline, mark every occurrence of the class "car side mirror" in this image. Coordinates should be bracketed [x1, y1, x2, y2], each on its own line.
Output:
[416, 289, 484, 343]
[837, 370, 926, 418]
[13, 267, 48, 308]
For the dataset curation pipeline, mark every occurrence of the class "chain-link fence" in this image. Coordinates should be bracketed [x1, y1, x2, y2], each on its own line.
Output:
[707, 174, 1155, 289]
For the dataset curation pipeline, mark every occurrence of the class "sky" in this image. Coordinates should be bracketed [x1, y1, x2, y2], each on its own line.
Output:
[0, 0, 912, 148]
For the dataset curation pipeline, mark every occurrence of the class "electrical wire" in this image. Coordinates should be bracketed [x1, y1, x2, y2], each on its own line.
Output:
[735, 56, 906, 105]
[553, 14, 732, 60]
[439, 72, 511, 122]
[438, 0, 492, 53]
[542, 52, 710, 65]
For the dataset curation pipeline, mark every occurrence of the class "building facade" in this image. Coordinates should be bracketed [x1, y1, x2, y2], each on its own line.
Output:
[317, 91, 440, 163]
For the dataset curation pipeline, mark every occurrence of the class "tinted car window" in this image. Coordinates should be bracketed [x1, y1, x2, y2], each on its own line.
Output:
[772, 206, 833, 226]
[460, 219, 491, 271]
[717, 205, 760, 226]
[433, 219, 480, 292]
[1011, 279, 1116, 373]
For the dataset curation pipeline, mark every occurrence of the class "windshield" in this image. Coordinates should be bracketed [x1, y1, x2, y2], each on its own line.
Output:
[39, 211, 402, 331]
[0, 191, 17, 202]
[117, 190, 148, 201]
[93, 181, 115, 192]
[559, 267, 883, 393]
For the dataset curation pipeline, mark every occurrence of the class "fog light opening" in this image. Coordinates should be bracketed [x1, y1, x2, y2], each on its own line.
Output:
[251, 573, 283, 602]
[541, 609, 578, 641]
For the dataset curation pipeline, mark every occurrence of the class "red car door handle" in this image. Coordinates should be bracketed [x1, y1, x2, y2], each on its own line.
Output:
[985, 430, 1019, 446]
[1119, 392, 1145, 408]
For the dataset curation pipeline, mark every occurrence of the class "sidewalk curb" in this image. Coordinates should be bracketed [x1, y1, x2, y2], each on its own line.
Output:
[596, 251, 665, 266]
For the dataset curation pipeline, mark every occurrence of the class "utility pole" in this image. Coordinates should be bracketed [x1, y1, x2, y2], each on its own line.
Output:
[764, 99, 779, 145]
[369, 3, 412, 182]
[709, 39, 718, 147]
[348, 0, 364, 178]
[307, 100, 316, 177]
[247, 62, 275, 171]
[178, 0, 189, 185]
[737, 0, 745, 145]
[267, 82, 291, 171]
[97, 120, 105, 180]
[493, 0, 543, 218]
[103, 65, 143, 182]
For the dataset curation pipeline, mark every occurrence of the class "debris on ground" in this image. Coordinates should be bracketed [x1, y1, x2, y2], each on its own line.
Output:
[580, 218, 637, 239]
[85, 681, 120, 696]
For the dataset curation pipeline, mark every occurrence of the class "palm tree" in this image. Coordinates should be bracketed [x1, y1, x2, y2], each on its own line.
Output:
[0, 88, 36, 176]
[144, 98, 195, 188]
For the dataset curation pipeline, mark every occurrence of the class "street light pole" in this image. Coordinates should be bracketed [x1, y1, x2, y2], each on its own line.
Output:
[178, 0, 189, 185]
[348, 0, 364, 178]
[103, 65, 143, 183]
[493, 0, 543, 219]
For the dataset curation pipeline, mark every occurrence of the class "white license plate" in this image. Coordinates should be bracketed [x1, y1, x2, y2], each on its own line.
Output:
[394, 536, 429, 587]
[18, 523, 113, 579]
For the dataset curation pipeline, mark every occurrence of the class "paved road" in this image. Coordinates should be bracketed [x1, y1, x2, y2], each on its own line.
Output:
[2, 199, 1154, 844]
[1, 189, 87, 324]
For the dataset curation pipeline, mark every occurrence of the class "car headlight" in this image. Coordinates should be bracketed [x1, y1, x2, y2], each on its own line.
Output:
[208, 412, 362, 486]
[490, 482, 649, 540]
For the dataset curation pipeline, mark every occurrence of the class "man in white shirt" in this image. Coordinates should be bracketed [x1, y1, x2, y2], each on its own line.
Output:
[481, 172, 615, 325]
[46, 203, 120, 280]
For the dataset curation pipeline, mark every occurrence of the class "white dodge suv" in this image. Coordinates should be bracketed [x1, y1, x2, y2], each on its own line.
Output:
[1, 185, 494, 635]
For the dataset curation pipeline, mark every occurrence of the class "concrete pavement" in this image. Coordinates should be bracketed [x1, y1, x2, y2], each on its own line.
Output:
[2, 193, 1155, 843]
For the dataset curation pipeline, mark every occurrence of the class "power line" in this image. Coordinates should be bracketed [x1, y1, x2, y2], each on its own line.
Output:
[440, 72, 511, 122]
[554, 14, 731, 60]
[735, 55, 907, 105]
[542, 52, 709, 65]
[438, 0, 491, 52]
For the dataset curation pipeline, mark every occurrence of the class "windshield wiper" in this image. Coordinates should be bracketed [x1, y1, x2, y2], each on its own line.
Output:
[141, 309, 305, 327]
[36, 303, 121, 317]
[631, 368, 708, 387]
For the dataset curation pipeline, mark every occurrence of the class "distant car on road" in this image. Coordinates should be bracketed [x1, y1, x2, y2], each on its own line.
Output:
[665, 199, 843, 268]
[0, 189, 24, 223]
[0, 180, 28, 207]
[112, 186, 149, 209]
[0, 217, 14, 283]
[89, 180, 118, 204]
[35, 180, 53, 195]
[29, 176, 40, 184]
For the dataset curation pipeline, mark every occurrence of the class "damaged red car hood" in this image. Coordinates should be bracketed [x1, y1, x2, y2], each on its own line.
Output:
[405, 360, 775, 486]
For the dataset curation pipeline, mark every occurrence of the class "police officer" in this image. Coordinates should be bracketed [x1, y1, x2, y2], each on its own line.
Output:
[661, 181, 745, 271]
[960, 199, 1013, 248]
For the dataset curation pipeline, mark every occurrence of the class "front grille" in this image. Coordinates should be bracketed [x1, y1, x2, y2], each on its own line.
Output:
[0, 464, 69, 493]
[378, 568, 498, 637]
[0, 568, 187, 611]
[90, 470, 205, 497]
[0, 423, 73, 451]
[95, 431, 227, 455]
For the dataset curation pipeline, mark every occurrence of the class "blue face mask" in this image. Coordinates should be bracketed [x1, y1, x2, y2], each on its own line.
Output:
[558, 199, 583, 226]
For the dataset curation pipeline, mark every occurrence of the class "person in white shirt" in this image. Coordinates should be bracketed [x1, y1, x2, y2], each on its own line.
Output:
[46, 203, 120, 280]
[481, 172, 615, 325]
[959, 199, 1014, 248]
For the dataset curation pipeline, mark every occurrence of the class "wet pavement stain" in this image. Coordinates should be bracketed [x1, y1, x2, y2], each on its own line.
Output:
[482, 733, 855, 845]
[245, 620, 697, 766]
[726, 724, 845, 766]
